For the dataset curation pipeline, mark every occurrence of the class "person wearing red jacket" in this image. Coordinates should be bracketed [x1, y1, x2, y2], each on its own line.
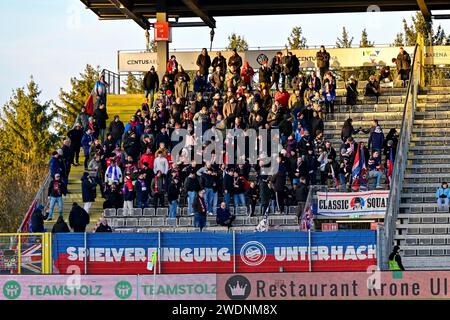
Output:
[140, 148, 155, 170]
[275, 88, 290, 108]
[240, 61, 255, 91]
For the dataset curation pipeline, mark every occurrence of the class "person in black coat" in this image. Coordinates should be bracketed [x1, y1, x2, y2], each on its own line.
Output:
[346, 76, 358, 106]
[93, 103, 109, 143]
[95, 218, 112, 233]
[103, 184, 123, 209]
[67, 123, 84, 166]
[196, 48, 211, 79]
[272, 171, 287, 213]
[216, 202, 236, 229]
[69, 202, 90, 232]
[294, 177, 309, 219]
[246, 182, 259, 216]
[31, 204, 46, 233]
[81, 172, 97, 214]
[193, 190, 207, 231]
[108, 116, 125, 147]
[52, 216, 70, 233]
[143, 66, 159, 107]
[341, 118, 360, 142]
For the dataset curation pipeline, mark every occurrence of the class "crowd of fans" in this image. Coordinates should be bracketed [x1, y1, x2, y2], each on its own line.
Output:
[36, 45, 413, 232]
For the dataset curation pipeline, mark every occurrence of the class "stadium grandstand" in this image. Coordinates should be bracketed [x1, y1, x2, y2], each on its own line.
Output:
[10, 0, 450, 278]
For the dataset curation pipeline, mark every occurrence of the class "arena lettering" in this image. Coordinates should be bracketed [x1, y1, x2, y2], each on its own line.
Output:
[319, 199, 349, 210]
[274, 245, 376, 261]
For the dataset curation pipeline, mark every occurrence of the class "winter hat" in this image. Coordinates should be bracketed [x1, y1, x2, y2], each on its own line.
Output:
[166, 90, 172, 95]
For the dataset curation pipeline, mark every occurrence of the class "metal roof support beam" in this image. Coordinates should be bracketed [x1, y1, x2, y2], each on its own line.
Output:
[180, 0, 216, 29]
[417, 0, 432, 22]
[108, 0, 150, 29]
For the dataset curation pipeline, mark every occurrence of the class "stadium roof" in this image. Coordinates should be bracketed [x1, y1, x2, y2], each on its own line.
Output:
[81, 0, 450, 29]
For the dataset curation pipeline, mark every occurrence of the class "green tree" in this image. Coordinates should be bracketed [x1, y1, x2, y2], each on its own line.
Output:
[359, 29, 374, 48]
[121, 72, 144, 94]
[54, 64, 102, 135]
[392, 32, 405, 46]
[0, 78, 57, 231]
[150, 40, 157, 52]
[226, 33, 249, 52]
[336, 27, 354, 48]
[287, 26, 308, 49]
[432, 25, 449, 45]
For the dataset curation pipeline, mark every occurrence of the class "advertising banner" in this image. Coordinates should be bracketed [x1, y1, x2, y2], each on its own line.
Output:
[53, 231, 376, 274]
[217, 271, 450, 300]
[317, 190, 389, 216]
[0, 274, 215, 300]
[118, 46, 450, 73]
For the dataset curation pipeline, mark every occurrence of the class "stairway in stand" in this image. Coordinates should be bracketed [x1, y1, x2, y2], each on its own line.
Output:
[394, 87, 450, 270]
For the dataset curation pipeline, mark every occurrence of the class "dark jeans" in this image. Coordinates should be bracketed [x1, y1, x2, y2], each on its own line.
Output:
[194, 213, 206, 231]
[275, 191, 285, 213]
[71, 146, 80, 164]
[249, 199, 258, 216]
[319, 67, 328, 81]
[325, 99, 335, 113]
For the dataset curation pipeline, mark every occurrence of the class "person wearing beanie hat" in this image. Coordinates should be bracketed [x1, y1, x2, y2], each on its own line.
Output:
[68, 202, 90, 233]
[46, 173, 67, 221]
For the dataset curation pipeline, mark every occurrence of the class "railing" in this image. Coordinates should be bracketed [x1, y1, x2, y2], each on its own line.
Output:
[102, 68, 121, 95]
[382, 43, 422, 270]
[17, 174, 52, 233]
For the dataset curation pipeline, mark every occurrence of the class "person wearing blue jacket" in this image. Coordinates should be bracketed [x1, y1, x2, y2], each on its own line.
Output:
[368, 125, 385, 153]
[49, 151, 62, 178]
[81, 129, 94, 170]
[436, 182, 450, 210]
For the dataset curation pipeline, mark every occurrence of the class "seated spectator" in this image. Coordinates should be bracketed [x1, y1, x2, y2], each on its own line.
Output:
[95, 218, 113, 233]
[436, 182, 450, 211]
[368, 150, 384, 189]
[365, 75, 380, 102]
[52, 216, 70, 233]
[216, 202, 236, 229]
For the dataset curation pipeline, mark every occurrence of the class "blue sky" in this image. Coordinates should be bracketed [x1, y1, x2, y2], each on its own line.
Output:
[1, 0, 449, 105]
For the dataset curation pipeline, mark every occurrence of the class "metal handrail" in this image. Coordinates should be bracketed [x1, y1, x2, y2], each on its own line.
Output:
[382, 43, 421, 270]
[102, 68, 121, 95]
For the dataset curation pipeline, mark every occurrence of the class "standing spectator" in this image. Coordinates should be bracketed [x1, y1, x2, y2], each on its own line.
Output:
[258, 61, 272, 91]
[365, 75, 381, 102]
[52, 216, 71, 233]
[272, 171, 286, 214]
[193, 189, 208, 231]
[94, 102, 108, 143]
[108, 115, 125, 147]
[31, 204, 46, 233]
[122, 175, 136, 212]
[105, 159, 123, 186]
[294, 177, 309, 219]
[81, 172, 96, 214]
[81, 129, 94, 170]
[395, 47, 411, 87]
[185, 172, 201, 216]
[322, 72, 336, 114]
[196, 48, 211, 80]
[232, 171, 246, 210]
[210, 66, 225, 94]
[259, 178, 272, 215]
[95, 218, 113, 233]
[143, 66, 159, 107]
[228, 49, 243, 74]
[281, 50, 292, 89]
[193, 71, 207, 94]
[201, 167, 218, 215]
[166, 55, 178, 74]
[341, 118, 360, 142]
[135, 172, 149, 209]
[240, 61, 255, 91]
[75, 106, 90, 131]
[388, 245, 405, 271]
[47, 173, 67, 221]
[153, 151, 169, 175]
[216, 202, 236, 229]
[68, 202, 90, 233]
[316, 45, 331, 80]
[368, 124, 385, 153]
[94, 74, 109, 108]
[346, 76, 358, 106]
[436, 182, 450, 211]
[67, 123, 84, 166]
[151, 170, 166, 209]
[174, 65, 190, 99]
[168, 177, 180, 219]
[271, 51, 283, 90]
[246, 181, 259, 216]
[49, 151, 62, 178]
[212, 51, 227, 76]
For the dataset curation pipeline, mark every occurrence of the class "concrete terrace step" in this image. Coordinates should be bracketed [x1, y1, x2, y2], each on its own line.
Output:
[407, 164, 450, 169]
[407, 155, 450, 160]
[402, 257, 450, 270]
[411, 137, 450, 142]
[397, 214, 450, 218]
[399, 202, 448, 209]
[396, 224, 450, 229]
